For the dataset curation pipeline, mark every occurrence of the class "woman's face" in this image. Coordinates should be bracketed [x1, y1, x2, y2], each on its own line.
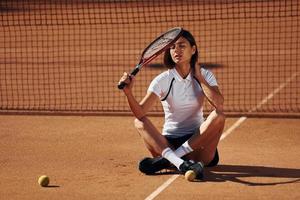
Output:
[170, 37, 196, 66]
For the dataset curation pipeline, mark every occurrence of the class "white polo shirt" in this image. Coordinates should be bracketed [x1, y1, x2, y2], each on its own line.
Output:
[148, 68, 218, 138]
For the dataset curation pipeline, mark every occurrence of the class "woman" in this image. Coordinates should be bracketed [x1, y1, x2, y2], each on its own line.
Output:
[118, 29, 225, 179]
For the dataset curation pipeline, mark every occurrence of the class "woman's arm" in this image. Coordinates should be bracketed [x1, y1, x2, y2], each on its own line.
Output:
[119, 72, 159, 119]
[124, 90, 158, 119]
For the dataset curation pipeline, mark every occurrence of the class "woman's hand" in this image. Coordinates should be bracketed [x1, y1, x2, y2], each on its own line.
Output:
[193, 64, 204, 82]
[118, 72, 135, 94]
[192, 65, 224, 112]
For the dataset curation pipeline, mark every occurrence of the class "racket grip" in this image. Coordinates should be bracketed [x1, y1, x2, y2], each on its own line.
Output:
[117, 81, 127, 90]
[131, 67, 140, 76]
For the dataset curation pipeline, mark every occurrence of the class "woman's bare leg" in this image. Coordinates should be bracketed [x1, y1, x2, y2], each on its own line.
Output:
[134, 116, 170, 157]
[186, 110, 225, 165]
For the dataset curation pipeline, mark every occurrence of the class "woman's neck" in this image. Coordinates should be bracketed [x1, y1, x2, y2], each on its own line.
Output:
[175, 64, 191, 79]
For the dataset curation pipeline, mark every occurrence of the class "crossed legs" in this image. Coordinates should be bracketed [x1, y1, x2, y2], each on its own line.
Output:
[134, 110, 226, 165]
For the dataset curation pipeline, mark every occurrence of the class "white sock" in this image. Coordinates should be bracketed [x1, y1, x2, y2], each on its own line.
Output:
[162, 147, 184, 169]
[174, 141, 194, 158]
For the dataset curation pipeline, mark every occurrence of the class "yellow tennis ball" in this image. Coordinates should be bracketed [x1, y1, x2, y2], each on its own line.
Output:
[185, 170, 196, 182]
[38, 175, 50, 187]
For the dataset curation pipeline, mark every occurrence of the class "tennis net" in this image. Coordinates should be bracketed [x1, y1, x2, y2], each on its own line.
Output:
[0, 0, 299, 117]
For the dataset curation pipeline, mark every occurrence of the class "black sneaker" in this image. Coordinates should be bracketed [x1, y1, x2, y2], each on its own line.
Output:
[138, 157, 172, 174]
[179, 160, 204, 179]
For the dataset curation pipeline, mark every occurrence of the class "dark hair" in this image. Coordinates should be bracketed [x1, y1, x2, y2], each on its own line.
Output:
[163, 29, 199, 69]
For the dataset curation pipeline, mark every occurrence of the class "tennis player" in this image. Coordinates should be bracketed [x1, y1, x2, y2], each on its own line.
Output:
[118, 29, 225, 179]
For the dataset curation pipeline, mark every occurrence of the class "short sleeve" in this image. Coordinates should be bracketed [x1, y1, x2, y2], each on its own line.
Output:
[147, 71, 171, 99]
[148, 77, 162, 98]
[201, 68, 218, 86]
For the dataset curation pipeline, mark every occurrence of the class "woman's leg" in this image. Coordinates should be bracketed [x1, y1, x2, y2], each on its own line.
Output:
[186, 110, 225, 165]
[135, 116, 211, 178]
[134, 116, 170, 157]
[135, 116, 194, 172]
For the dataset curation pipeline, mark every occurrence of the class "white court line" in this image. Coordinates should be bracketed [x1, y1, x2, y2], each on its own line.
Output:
[220, 116, 247, 140]
[144, 175, 179, 200]
[249, 72, 299, 113]
[144, 72, 298, 200]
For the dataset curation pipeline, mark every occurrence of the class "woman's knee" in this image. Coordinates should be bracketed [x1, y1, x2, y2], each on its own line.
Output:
[212, 110, 226, 125]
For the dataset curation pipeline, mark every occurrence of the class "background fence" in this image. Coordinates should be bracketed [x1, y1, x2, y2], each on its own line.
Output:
[0, 0, 299, 116]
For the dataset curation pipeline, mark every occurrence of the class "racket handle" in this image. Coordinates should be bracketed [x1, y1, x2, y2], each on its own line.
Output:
[117, 66, 140, 90]
[118, 81, 127, 90]
[131, 67, 140, 76]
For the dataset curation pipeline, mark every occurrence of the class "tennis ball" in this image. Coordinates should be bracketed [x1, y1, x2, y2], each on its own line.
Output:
[185, 170, 196, 182]
[38, 175, 50, 187]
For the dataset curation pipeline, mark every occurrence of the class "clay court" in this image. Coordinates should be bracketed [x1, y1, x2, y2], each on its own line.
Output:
[0, 116, 299, 199]
[0, 1, 299, 199]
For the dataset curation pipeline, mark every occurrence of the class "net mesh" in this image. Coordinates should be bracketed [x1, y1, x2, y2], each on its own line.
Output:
[0, 0, 299, 116]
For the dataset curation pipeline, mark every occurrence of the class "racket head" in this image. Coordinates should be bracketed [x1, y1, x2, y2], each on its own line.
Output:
[139, 27, 183, 65]
[118, 27, 183, 90]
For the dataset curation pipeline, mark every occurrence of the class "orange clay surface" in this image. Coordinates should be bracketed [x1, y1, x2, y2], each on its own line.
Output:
[0, 115, 299, 200]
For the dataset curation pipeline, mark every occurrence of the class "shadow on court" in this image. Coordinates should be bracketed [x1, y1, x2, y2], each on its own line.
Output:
[43, 185, 60, 188]
[203, 164, 300, 186]
[142, 164, 300, 186]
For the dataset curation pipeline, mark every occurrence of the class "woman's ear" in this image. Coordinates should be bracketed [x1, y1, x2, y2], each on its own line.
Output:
[192, 45, 196, 55]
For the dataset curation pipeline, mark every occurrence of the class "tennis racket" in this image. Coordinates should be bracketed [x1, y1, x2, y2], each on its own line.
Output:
[118, 27, 183, 89]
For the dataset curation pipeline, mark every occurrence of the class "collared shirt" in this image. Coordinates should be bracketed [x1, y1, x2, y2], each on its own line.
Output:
[148, 68, 218, 137]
